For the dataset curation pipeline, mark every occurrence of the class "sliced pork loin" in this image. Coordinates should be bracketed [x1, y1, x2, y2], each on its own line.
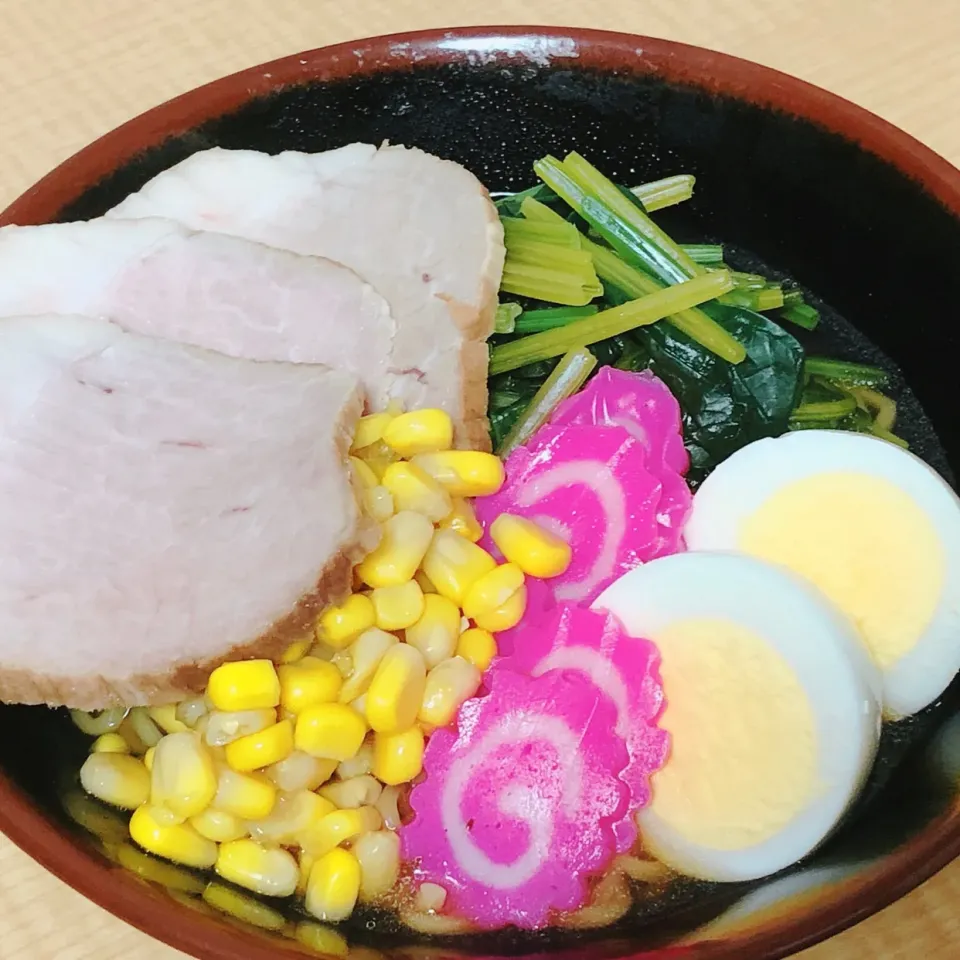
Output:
[106, 143, 506, 449]
[0, 217, 418, 412]
[0, 315, 376, 709]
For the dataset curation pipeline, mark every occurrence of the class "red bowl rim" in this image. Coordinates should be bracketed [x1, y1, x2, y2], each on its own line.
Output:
[2, 24, 959, 960]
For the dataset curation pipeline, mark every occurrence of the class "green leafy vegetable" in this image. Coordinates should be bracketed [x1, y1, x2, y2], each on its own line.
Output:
[803, 356, 890, 388]
[494, 302, 522, 334]
[514, 305, 599, 334]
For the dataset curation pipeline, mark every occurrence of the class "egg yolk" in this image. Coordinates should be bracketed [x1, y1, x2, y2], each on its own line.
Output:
[739, 471, 943, 670]
[650, 617, 818, 851]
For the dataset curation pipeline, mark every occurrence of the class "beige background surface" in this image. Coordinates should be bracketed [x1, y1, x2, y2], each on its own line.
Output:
[0, 0, 958, 957]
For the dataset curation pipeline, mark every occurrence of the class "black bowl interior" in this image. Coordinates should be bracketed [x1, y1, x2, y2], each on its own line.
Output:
[3, 50, 960, 960]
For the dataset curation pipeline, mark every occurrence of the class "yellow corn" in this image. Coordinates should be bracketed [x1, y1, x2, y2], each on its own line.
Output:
[80, 753, 150, 810]
[265, 750, 337, 792]
[215, 838, 299, 898]
[280, 637, 313, 664]
[319, 774, 382, 809]
[190, 807, 248, 843]
[150, 732, 217, 819]
[297, 852, 315, 897]
[116, 842, 206, 895]
[382, 409, 454, 457]
[351, 412, 396, 451]
[316, 593, 376, 650]
[415, 569, 437, 593]
[375, 784, 402, 831]
[127, 707, 164, 749]
[305, 847, 362, 922]
[207, 660, 280, 712]
[405, 593, 461, 668]
[440, 497, 484, 542]
[129, 805, 218, 868]
[337, 628, 398, 703]
[356, 511, 435, 588]
[420, 529, 497, 605]
[295, 922, 349, 957]
[462, 563, 527, 632]
[224, 719, 294, 772]
[456, 627, 498, 672]
[381, 461, 452, 522]
[349, 455, 379, 490]
[365, 644, 427, 735]
[299, 808, 365, 857]
[295, 703, 367, 761]
[419, 657, 482, 728]
[370, 580, 425, 632]
[204, 708, 277, 747]
[143, 747, 155, 771]
[416, 882, 449, 912]
[362, 485, 395, 522]
[175, 696, 209, 729]
[202, 882, 287, 931]
[411, 451, 504, 497]
[373, 726, 425, 786]
[353, 830, 401, 901]
[335, 741, 374, 780]
[147, 705, 190, 735]
[91, 733, 130, 754]
[212, 766, 277, 820]
[490, 513, 572, 578]
[249, 790, 335, 845]
[278, 656, 343, 714]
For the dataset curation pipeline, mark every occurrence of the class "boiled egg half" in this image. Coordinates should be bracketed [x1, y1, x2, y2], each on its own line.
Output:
[594, 552, 880, 883]
[685, 430, 960, 719]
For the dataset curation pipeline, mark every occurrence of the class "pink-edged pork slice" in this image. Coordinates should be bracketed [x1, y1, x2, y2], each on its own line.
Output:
[0, 315, 376, 709]
[106, 143, 506, 449]
[0, 217, 418, 413]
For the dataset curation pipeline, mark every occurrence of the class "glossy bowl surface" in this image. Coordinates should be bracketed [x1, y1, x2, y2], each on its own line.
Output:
[2, 25, 960, 960]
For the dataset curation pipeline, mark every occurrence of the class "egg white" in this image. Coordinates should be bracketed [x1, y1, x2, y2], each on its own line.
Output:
[684, 430, 960, 719]
[593, 552, 881, 883]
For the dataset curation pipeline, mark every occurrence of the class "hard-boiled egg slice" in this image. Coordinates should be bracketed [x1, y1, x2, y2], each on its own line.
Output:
[593, 552, 880, 883]
[684, 430, 960, 719]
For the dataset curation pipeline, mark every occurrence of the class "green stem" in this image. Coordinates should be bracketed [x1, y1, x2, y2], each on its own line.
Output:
[489, 271, 735, 375]
[494, 302, 522, 334]
[780, 303, 820, 330]
[497, 347, 598, 456]
[501, 216, 582, 248]
[683, 243, 725, 265]
[515, 305, 599, 333]
[790, 396, 859, 422]
[631, 174, 696, 212]
[803, 356, 890, 388]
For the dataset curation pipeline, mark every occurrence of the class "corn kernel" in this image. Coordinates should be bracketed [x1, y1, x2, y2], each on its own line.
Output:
[381, 461, 452, 522]
[306, 847, 362, 922]
[319, 774, 382, 809]
[175, 696, 209, 729]
[335, 741, 374, 780]
[456, 627, 498, 672]
[91, 733, 130, 755]
[490, 513, 572, 578]
[128, 707, 164, 748]
[249, 789, 335, 845]
[351, 412, 396, 451]
[373, 726, 425, 786]
[213, 765, 277, 820]
[207, 660, 280, 712]
[419, 657, 481, 728]
[189, 807, 247, 843]
[383, 409, 454, 457]
[278, 656, 343, 714]
[337, 628, 398, 703]
[129, 805, 218, 868]
[202, 882, 287, 930]
[215, 838, 299, 898]
[147, 705, 190, 735]
[143, 747, 155, 771]
[297, 853, 315, 897]
[411, 450, 504, 497]
[353, 830, 401, 901]
[362, 484, 395, 522]
[280, 637, 313, 664]
[150, 732, 217, 819]
[356, 511, 435, 588]
[349, 456, 379, 490]
[370, 580, 425, 632]
[224, 719, 294, 772]
[265, 750, 337, 792]
[415, 569, 437, 593]
[421, 529, 497, 605]
[116, 842, 206, 894]
[375, 784, 402, 831]
[300, 806, 378, 858]
[365, 644, 427, 734]
[416, 882, 448, 912]
[204, 708, 277, 747]
[80, 753, 150, 810]
[405, 594, 461, 668]
[440, 497, 484, 542]
[462, 563, 527, 632]
[295, 703, 366, 761]
[295, 922, 349, 957]
[317, 593, 376, 650]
